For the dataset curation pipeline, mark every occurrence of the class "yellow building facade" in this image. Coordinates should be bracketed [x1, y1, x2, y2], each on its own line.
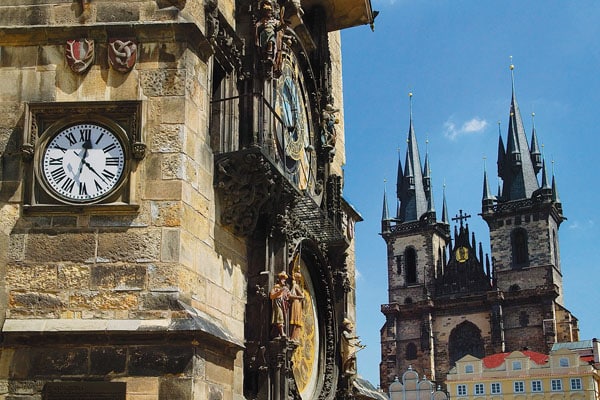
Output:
[447, 346, 600, 400]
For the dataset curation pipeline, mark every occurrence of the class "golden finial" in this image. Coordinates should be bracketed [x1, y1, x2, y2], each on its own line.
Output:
[509, 55, 514, 70]
[409, 92, 413, 98]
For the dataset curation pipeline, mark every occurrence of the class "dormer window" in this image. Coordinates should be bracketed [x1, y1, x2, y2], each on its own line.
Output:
[512, 361, 522, 370]
[465, 364, 474, 374]
[559, 357, 569, 367]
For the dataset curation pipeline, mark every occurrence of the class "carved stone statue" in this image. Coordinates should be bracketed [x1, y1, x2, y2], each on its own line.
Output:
[270, 271, 290, 337]
[341, 318, 365, 376]
[255, 0, 283, 70]
[288, 272, 305, 341]
[321, 104, 339, 150]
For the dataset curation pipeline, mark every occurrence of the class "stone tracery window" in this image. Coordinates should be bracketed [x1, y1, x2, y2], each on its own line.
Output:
[448, 321, 484, 366]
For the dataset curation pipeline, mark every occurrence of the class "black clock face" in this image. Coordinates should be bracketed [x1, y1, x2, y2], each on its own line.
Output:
[275, 54, 315, 195]
[40, 123, 126, 203]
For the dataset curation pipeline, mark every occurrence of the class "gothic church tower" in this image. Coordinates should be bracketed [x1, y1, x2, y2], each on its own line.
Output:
[481, 64, 578, 352]
[380, 68, 579, 390]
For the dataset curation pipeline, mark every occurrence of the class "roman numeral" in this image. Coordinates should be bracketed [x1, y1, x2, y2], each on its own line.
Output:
[79, 128, 91, 142]
[53, 145, 67, 152]
[102, 170, 116, 180]
[94, 179, 103, 191]
[78, 182, 88, 196]
[105, 157, 119, 166]
[50, 168, 66, 183]
[61, 177, 75, 193]
[66, 132, 77, 146]
[49, 157, 63, 165]
[95, 132, 104, 145]
[103, 143, 117, 152]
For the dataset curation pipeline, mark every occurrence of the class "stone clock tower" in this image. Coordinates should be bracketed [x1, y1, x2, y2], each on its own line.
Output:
[0, 1, 374, 399]
[379, 71, 579, 389]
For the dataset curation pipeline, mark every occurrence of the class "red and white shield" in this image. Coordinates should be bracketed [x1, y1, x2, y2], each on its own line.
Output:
[65, 39, 95, 74]
[108, 38, 138, 73]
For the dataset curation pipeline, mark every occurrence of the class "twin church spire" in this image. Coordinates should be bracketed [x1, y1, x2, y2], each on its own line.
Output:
[383, 62, 563, 231]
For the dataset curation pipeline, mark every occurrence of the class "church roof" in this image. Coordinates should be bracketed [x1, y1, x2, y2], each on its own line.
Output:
[482, 350, 549, 369]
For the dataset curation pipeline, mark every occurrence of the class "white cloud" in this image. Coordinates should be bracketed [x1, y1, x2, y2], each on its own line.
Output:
[568, 220, 594, 230]
[444, 117, 488, 140]
[356, 268, 363, 281]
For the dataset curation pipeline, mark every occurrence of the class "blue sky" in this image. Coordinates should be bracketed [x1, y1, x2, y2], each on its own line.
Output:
[341, 0, 600, 387]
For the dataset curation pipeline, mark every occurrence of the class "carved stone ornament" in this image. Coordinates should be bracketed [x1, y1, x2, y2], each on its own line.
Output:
[132, 141, 146, 160]
[65, 39, 95, 74]
[108, 38, 137, 73]
[215, 151, 279, 236]
[21, 143, 34, 161]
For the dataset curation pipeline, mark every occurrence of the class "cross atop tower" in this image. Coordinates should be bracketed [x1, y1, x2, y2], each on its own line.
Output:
[451, 209, 471, 227]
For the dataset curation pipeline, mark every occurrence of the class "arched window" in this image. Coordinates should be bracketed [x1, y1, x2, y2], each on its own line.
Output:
[448, 321, 484, 366]
[511, 228, 529, 267]
[406, 342, 418, 360]
[405, 247, 417, 284]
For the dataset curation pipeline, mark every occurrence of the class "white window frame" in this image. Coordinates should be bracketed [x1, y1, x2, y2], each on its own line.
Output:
[514, 381, 525, 393]
[531, 380, 543, 392]
[457, 384, 467, 397]
[474, 383, 484, 395]
[570, 378, 583, 391]
[491, 382, 501, 394]
[551, 379, 563, 391]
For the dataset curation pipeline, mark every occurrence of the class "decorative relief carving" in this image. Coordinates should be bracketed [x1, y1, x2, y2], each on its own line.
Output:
[215, 152, 279, 236]
[205, 0, 244, 75]
[65, 39, 95, 74]
[108, 38, 137, 73]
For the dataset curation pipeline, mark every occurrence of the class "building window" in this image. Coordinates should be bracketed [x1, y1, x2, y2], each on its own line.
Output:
[511, 228, 529, 267]
[570, 378, 582, 391]
[465, 364, 474, 373]
[559, 357, 569, 367]
[474, 383, 484, 395]
[457, 384, 467, 397]
[512, 361, 522, 370]
[448, 321, 485, 366]
[531, 380, 542, 392]
[514, 381, 525, 393]
[551, 379, 563, 391]
[405, 247, 417, 284]
[491, 382, 501, 394]
[406, 342, 417, 360]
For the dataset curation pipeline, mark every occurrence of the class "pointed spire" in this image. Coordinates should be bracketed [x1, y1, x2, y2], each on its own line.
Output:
[442, 182, 449, 225]
[397, 93, 429, 222]
[482, 157, 495, 211]
[497, 121, 506, 179]
[530, 112, 542, 173]
[382, 181, 391, 233]
[551, 159, 561, 203]
[500, 59, 540, 201]
[382, 182, 390, 221]
[396, 148, 404, 199]
[423, 139, 435, 214]
[540, 158, 551, 190]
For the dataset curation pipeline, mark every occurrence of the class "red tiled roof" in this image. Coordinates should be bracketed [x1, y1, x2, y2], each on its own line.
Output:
[482, 350, 549, 369]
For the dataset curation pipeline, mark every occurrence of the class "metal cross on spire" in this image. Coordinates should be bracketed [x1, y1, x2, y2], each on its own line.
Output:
[451, 209, 471, 227]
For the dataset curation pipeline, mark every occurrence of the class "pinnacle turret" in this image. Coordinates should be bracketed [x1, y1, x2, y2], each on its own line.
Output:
[530, 113, 542, 173]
